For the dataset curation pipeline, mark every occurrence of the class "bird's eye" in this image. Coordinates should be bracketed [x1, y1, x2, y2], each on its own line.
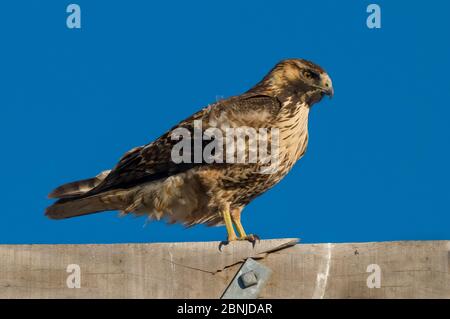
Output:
[303, 71, 313, 79]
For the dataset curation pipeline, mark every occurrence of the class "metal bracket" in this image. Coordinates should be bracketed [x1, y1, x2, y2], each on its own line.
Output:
[221, 258, 272, 299]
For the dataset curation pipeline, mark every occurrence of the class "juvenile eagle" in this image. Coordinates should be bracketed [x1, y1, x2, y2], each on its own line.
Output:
[46, 59, 333, 243]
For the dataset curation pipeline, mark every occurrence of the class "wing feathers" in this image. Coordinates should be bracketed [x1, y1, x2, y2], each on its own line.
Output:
[84, 94, 281, 196]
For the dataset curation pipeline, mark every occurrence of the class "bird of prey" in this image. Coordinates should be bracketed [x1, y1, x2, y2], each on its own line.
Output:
[46, 59, 333, 243]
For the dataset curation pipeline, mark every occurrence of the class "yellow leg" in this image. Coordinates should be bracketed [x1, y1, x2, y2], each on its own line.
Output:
[222, 207, 237, 241]
[233, 218, 247, 238]
[231, 213, 260, 243]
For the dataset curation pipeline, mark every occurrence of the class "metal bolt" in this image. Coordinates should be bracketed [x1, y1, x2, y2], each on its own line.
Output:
[240, 270, 258, 288]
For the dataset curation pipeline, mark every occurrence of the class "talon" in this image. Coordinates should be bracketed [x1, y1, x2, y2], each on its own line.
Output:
[238, 234, 260, 245]
[218, 234, 238, 251]
[218, 240, 229, 251]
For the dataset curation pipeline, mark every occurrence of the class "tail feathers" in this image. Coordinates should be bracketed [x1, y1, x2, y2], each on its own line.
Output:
[45, 189, 130, 220]
[48, 170, 111, 199]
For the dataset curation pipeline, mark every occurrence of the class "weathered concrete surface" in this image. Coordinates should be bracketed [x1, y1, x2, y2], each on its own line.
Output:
[0, 240, 449, 298]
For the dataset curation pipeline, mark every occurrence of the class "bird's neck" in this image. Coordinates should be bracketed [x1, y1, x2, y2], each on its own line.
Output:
[275, 100, 310, 176]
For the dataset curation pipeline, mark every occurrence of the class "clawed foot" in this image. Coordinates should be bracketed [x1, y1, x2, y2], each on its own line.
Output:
[238, 234, 260, 245]
[219, 234, 260, 250]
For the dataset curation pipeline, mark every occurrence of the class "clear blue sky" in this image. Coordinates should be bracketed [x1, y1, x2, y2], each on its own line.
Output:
[1, 1, 449, 244]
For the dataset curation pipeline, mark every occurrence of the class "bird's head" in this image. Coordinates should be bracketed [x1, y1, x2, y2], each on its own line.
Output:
[250, 59, 333, 104]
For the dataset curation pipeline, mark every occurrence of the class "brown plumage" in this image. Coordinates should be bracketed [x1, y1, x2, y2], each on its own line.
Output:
[46, 59, 333, 242]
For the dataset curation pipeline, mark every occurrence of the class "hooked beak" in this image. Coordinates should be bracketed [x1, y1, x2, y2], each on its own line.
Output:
[321, 74, 334, 99]
[324, 86, 334, 98]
